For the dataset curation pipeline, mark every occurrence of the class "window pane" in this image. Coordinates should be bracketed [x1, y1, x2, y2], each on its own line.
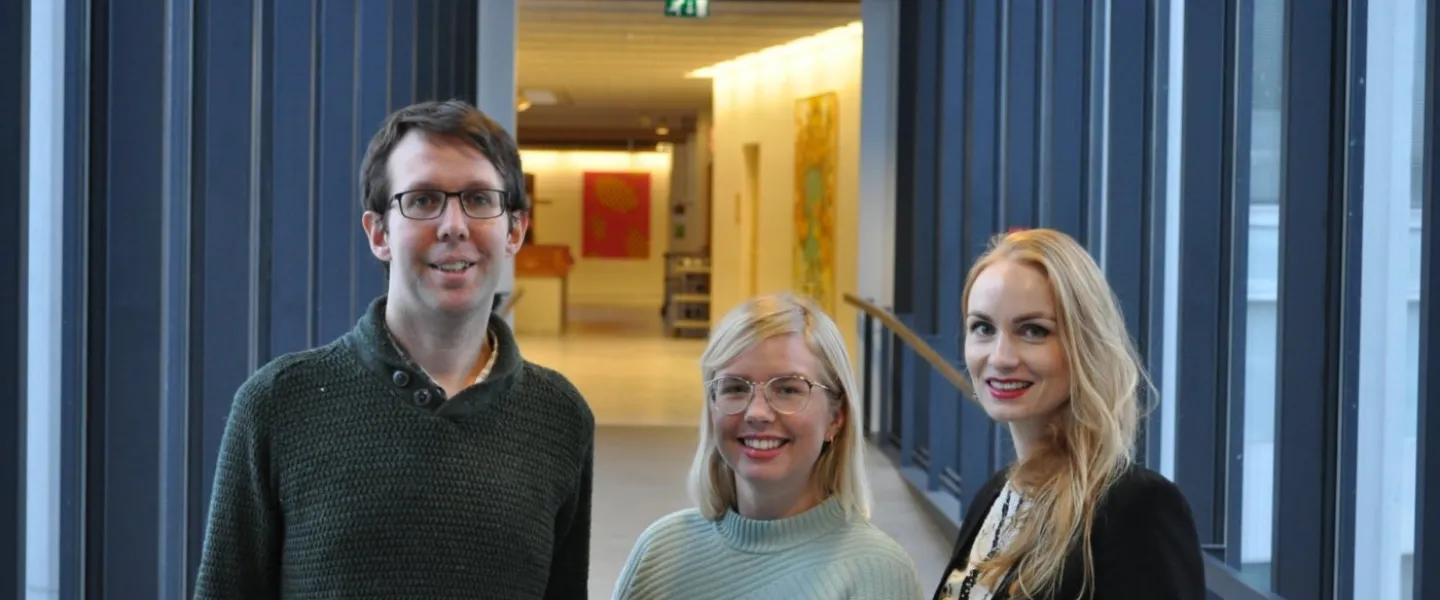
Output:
[1239, 0, 1285, 590]
[1354, 0, 1428, 598]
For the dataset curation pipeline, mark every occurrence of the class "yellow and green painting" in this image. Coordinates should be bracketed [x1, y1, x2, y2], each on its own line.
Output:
[794, 91, 838, 315]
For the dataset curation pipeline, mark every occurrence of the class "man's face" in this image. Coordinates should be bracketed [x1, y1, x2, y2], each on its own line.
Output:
[362, 129, 527, 319]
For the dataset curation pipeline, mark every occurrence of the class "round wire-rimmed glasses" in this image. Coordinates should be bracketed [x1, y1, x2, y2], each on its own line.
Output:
[705, 375, 834, 416]
[390, 189, 508, 220]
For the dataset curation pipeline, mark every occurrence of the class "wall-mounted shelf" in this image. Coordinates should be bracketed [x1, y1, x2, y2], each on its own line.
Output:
[663, 252, 710, 338]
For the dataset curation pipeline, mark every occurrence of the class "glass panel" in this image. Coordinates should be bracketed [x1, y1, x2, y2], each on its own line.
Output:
[1354, 0, 1428, 597]
[26, 2, 66, 599]
[1238, 0, 1285, 589]
[1158, 0, 1186, 481]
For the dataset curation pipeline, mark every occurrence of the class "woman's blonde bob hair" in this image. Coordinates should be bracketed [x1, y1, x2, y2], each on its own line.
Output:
[686, 292, 872, 521]
[964, 228, 1147, 598]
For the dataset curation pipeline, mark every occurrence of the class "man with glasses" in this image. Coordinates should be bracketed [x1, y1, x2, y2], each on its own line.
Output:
[195, 100, 594, 600]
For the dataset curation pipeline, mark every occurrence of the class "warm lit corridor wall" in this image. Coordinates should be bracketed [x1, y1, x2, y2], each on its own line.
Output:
[707, 23, 863, 365]
[519, 149, 672, 308]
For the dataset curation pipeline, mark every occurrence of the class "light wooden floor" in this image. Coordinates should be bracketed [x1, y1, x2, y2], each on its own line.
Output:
[518, 304, 953, 599]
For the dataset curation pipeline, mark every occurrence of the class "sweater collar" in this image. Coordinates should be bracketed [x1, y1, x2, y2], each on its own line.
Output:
[346, 295, 524, 417]
[715, 496, 850, 554]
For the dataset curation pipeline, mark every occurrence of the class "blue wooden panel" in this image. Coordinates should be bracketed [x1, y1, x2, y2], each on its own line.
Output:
[159, 0, 196, 596]
[1104, 0, 1149, 343]
[958, 0, 1002, 510]
[98, 1, 170, 596]
[1416, 3, 1440, 598]
[438, 0, 457, 100]
[0, 0, 26, 594]
[1140, 0, 1173, 473]
[965, 0, 1001, 266]
[904, 0, 938, 463]
[316, 0, 358, 342]
[1272, 0, 1345, 595]
[455, 0, 477, 103]
[1331, 2, 1368, 595]
[391, 0, 416, 110]
[267, 0, 318, 358]
[415, 0, 437, 102]
[1082, 1, 1107, 252]
[896, 323, 917, 467]
[1224, 3, 1253, 572]
[1046, 0, 1088, 239]
[932, 0, 968, 503]
[908, 0, 938, 332]
[355, 0, 391, 312]
[891, 0, 917, 315]
[1000, 0, 1039, 229]
[1173, 0, 1230, 551]
[194, 2, 259, 593]
[59, 1, 91, 593]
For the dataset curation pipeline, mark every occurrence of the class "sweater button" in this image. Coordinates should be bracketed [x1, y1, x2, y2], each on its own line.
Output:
[412, 388, 431, 407]
[392, 370, 410, 387]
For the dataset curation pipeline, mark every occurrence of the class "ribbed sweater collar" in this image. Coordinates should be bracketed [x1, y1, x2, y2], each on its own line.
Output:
[715, 496, 850, 554]
[346, 295, 524, 417]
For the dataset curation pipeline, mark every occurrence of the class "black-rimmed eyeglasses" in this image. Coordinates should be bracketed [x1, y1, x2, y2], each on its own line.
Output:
[705, 375, 835, 416]
[390, 189, 508, 220]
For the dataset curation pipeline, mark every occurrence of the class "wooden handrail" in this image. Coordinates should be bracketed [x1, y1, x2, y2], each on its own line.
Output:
[499, 287, 525, 316]
[842, 292, 974, 397]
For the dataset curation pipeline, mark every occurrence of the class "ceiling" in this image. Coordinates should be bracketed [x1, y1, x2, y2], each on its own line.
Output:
[515, 0, 861, 148]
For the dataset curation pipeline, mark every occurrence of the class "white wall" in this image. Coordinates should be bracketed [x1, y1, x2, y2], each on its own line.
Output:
[519, 149, 673, 309]
[708, 23, 865, 363]
[666, 115, 714, 256]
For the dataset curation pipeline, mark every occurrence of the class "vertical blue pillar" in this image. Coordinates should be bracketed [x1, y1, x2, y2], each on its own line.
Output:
[159, 0, 195, 594]
[266, 0, 318, 360]
[999, 0, 1039, 229]
[1044, 0, 1089, 238]
[315, 0, 358, 342]
[932, 0, 967, 506]
[415, 0, 437, 102]
[1103, 0, 1153, 347]
[189, 1, 262, 594]
[965, 1, 1001, 266]
[1415, 1, 1440, 596]
[390, 0, 416, 111]
[960, 0, 1005, 500]
[93, 0, 172, 596]
[0, 0, 26, 595]
[354, 0, 391, 307]
[1271, 0, 1353, 595]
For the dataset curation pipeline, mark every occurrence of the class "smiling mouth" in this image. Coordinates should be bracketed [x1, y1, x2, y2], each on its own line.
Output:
[430, 261, 475, 273]
[987, 379, 1033, 392]
[740, 437, 789, 450]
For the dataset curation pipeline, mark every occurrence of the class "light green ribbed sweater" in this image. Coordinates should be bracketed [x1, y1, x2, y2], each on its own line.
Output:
[612, 496, 926, 600]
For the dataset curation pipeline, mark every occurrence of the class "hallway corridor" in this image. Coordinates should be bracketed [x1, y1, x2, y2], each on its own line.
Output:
[518, 305, 954, 598]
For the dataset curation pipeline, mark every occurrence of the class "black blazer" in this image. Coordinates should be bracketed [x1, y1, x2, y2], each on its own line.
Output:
[932, 464, 1205, 600]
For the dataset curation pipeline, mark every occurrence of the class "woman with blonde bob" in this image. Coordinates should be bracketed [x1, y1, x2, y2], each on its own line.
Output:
[614, 292, 925, 600]
[934, 229, 1204, 599]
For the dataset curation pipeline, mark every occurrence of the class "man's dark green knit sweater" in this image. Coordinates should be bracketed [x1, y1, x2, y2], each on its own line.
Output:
[194, 296, 594, 599]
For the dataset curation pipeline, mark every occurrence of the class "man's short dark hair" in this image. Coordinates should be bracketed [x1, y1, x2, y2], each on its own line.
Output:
[359, 100, 528, 227]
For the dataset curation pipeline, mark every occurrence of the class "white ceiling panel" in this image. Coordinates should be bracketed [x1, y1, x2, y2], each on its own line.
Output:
[516, 0, 860, 135]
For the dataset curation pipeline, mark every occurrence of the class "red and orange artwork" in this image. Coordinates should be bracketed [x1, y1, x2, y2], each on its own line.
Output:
[581, 172, 651, 259]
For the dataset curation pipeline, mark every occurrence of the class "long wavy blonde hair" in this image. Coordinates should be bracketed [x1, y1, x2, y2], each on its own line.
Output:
[963, 229, 1146, 598]
[686, 292, 873, 521]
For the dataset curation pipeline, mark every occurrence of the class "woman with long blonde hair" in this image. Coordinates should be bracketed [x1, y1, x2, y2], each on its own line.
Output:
[615, 292, 925, 600]
[934, 229, 1204, 599]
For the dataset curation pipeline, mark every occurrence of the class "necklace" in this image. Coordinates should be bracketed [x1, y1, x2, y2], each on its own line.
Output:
[956, 486, 1016, 599]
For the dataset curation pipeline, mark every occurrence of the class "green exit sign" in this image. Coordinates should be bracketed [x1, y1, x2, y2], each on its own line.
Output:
[664, 0, 710, 18]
